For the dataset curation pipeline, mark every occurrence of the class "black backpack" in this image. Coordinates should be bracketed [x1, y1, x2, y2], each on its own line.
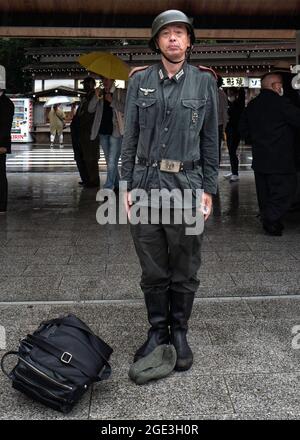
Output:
[1, 314, 113, 413]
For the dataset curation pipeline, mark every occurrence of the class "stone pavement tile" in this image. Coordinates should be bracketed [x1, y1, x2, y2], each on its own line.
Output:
[104, 263, 142, 300]
[0, 374, 91, 420]
[191, 299, 255, 322]
[205, 319, 299, 347]
[290, 251, 300, 261]
[73, 245, 110, 257]
[0, 276, 63, 302]
[76, 235, 110, 246]
[199, 261, 268, 274]
[208, 243, 252, 252]
[196, 286, 244, 298]
[263, 260, 300, 272]
[0, 305, 51, 327]
[217, 251, 297, 262]
[0, 254, 70, 265]
[198, 273, 236, 289]
[59, 276, 108, 301]
[6, 238, 77, 247]
[191, 343, 290, 374]
[198, 252, 221, 263]
[46, 230, 81, 239]
[45, 303, 147, 328]
[245, 298, 300, 320]
[108, 245, 139, 264]
[224, 373, 300, 415]
[23, 263, 106, 277]
[35, 246, 77, 256]
[0, 263, 27, 276]
[0, 231, 48, 240]
[230, 272, 300, 288]
[89, 375, 233, 419]
[248, 241, 300, 251]
[192, 412, 300, 420]
[0, 247, 38, 257]
[68, 252, 109, 265]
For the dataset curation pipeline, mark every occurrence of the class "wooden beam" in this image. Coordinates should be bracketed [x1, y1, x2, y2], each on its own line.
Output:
[0, 27, 296, 39]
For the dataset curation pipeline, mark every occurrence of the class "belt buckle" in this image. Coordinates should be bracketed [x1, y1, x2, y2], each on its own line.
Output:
[160, 159, 181, 173]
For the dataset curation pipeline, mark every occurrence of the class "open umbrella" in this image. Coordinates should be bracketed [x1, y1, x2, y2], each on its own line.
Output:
[78, 52, 129, 81]
[44, 96, 73, 107]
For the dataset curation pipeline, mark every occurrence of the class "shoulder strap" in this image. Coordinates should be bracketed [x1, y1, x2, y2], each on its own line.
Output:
[129, 65, 149, 78]
[1, 351, 19, 379]
[198, 65, 218, 80]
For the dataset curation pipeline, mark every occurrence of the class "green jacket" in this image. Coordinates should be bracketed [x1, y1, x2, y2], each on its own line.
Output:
[121, 62, 219, 199]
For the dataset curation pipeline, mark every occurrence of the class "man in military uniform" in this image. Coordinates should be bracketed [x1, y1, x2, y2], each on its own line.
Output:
[121, 10, 219, 371]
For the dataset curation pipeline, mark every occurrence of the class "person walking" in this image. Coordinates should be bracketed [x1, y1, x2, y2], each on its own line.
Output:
[77, 77, 102, 188]
[0, 66, 14, 214]
[121, 10, 219, 371]
[48, 104, 65, 149]
[239, 72, 300, 235]
[224, 87, 245, 182]
[99, 77, 126, 193]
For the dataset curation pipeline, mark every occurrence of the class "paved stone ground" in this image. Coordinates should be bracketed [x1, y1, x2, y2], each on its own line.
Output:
[0, 170, 300, 419]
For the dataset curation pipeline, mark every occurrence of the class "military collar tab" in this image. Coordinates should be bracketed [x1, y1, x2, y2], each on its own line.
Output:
[158, 68, 166, 81]
[175, 68, 185, 82]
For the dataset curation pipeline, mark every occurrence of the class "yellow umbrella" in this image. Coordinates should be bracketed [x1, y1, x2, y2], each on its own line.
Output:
[78, 52, 129, 81]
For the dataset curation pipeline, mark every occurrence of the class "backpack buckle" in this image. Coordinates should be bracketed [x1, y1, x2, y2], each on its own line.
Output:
[61, 352, 72, 364]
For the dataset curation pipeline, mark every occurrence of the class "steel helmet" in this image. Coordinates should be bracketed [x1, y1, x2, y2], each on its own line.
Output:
[149, 10, 195, 52]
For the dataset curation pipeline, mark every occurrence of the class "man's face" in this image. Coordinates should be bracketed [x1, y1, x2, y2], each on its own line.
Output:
[156, 24, 190, 61]
[102, 78, 114, 90]
[271, 77, 284, 96]
[83, 80, 95, 92]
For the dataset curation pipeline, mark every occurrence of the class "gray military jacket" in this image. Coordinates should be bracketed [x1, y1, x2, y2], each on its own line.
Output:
[121, 62, 219, 204]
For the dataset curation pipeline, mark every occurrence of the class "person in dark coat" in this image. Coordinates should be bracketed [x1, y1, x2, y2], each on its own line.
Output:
[70, 102, 89, 186]
[224, 87, 245, 182]
[239, 72, 300, 235]
[0, 71, 14, 213]
[77, 77, 102, 188]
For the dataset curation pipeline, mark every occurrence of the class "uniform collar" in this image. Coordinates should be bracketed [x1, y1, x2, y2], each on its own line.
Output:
[158, 61, 187, 83]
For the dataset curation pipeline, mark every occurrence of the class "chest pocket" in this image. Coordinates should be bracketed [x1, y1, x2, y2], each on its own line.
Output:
[179, 98, 207, 130]
[135, 98, 157, 129]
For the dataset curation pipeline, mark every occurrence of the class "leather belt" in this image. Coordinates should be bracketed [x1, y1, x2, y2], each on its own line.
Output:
[137, 157, 201, 172]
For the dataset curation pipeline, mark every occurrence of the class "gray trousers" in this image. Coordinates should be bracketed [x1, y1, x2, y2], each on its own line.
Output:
[130, 209, 203, 295]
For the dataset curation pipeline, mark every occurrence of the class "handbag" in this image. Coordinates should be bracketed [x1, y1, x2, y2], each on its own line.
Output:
[1, 314, 113, 413]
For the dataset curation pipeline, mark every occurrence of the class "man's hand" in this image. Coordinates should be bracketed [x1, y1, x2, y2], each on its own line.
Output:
[201, 192, 213, 221]
[0, 148, 7, 154]
[104, 92, 113, 103]
[123, 191, 133, 219]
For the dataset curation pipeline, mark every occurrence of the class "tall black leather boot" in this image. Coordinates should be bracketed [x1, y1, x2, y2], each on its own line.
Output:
[170, 291, 195, 371]
[134, 291, 170, 363]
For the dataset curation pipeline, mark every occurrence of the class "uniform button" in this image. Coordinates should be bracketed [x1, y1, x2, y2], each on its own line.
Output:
[164, 127, 169, 132]
[142, 102, 146, 106]
[162, 144, 166, 148]
[166, 110, 171, 115]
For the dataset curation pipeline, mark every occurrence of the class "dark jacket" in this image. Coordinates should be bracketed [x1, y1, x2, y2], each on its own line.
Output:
[0, 93, 14, 153]
[239, 89, 300, 174]
[121, 62, 219, 196]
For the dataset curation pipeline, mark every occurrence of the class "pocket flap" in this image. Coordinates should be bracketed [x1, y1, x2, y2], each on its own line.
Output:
[135, 98, 157, 108]
[182, 99, 207, 110]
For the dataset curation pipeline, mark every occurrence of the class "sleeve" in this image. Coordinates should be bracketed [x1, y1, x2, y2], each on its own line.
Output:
[282, 98, 300, 129]
[120, 75, 140, 191]
[88, 94, 99, 113]
[199, 75, 219, 195]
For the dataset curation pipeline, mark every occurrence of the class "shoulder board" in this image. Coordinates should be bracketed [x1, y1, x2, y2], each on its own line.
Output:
[198, 65, 218, 80]
[129, 65, 149, 78]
